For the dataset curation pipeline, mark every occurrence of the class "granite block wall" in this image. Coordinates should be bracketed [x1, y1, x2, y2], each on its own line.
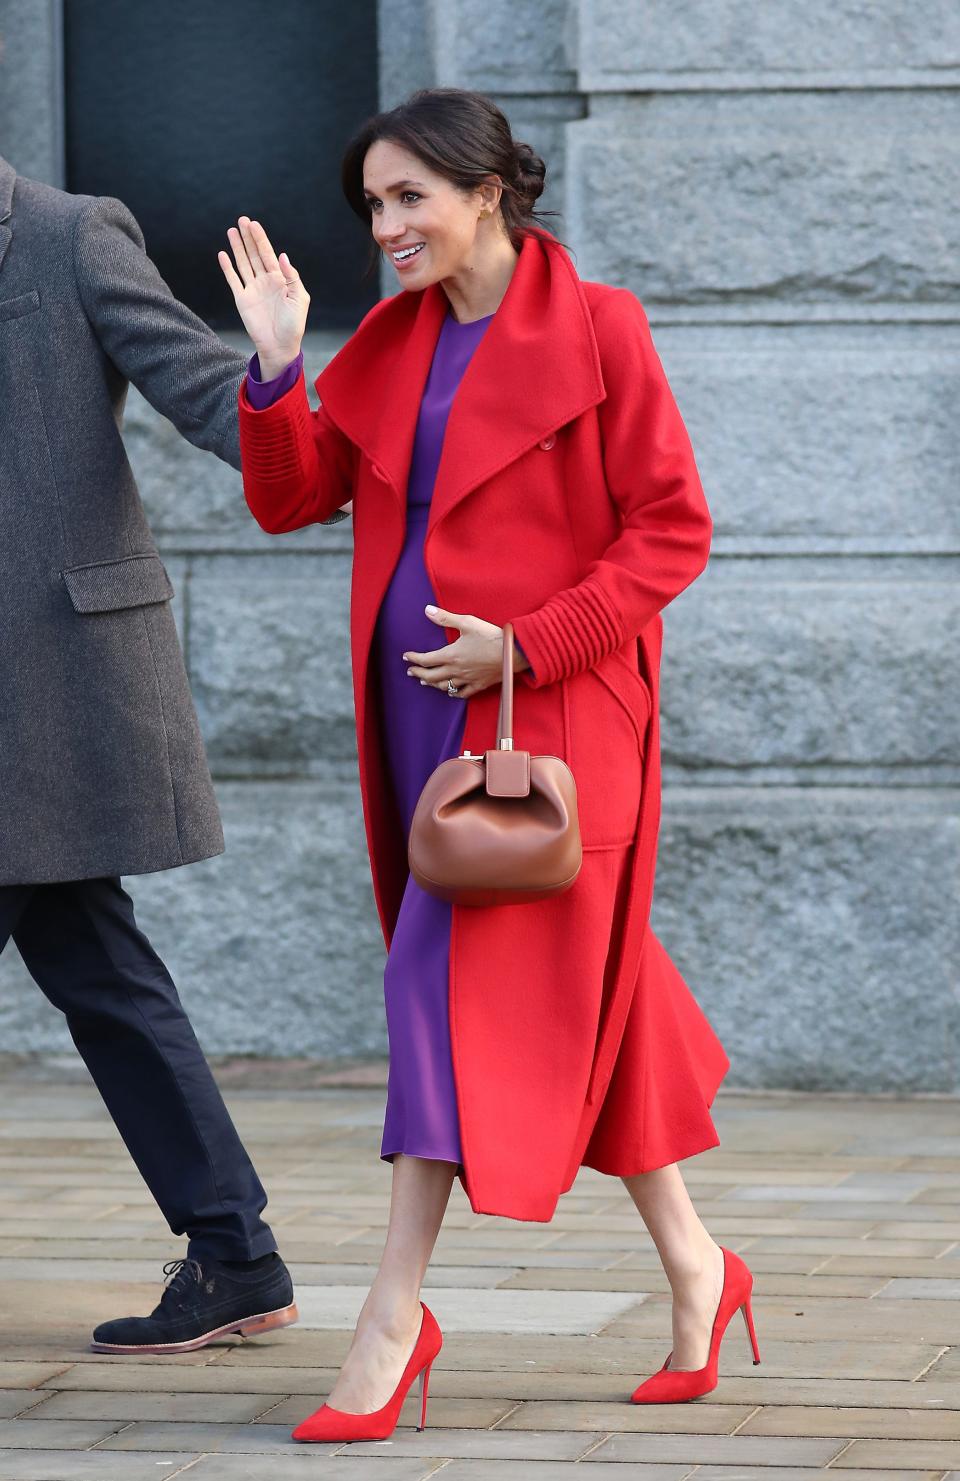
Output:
[1, 0, 956, 1088]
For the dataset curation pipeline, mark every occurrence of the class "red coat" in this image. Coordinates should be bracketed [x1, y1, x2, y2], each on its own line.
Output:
[239, 230, 729, 1220]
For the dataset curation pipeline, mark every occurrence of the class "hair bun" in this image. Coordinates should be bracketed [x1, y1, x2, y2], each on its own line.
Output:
[513, 140, 546, 204]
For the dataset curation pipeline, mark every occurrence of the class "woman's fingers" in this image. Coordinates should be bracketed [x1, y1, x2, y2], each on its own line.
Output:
[409, 665, 455, 683]
[238, 216, 264, 275]
[279, 252, 304, 287]
[217, 249, 245, 300]
[225, 217, 278, 289]
[249, 218, 280, 273]
[404, 647, 449, 669]
[226, 225, 253, 287]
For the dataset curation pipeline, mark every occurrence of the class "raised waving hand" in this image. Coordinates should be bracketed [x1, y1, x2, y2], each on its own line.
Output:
[218, 217, 309, 379]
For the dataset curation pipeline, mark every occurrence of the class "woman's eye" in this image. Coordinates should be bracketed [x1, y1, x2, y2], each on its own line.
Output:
[366, 193, 419, 212]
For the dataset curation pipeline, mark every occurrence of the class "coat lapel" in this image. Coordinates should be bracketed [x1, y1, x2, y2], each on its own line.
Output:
[428, 232, 605, 533]
[314, 231, 606, 527]
[314, 279, 447, 510]
[0, 156, 16, 277]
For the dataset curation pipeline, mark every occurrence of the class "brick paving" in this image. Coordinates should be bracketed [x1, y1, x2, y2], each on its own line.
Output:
[0, 1057, 957, 1479]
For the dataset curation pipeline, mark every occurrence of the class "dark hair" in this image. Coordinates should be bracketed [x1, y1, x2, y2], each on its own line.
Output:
[341, 87, 567, 278]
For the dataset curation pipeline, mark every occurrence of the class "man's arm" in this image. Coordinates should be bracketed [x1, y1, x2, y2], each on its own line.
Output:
[72, 195, 246, 470]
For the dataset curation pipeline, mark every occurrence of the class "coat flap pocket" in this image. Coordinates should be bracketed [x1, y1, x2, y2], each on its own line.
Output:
[0, 290, 40, 323]
[62, 554, 174, 614]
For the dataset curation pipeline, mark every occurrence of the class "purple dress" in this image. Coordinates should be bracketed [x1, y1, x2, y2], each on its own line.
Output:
[246, 308, 494, 1168]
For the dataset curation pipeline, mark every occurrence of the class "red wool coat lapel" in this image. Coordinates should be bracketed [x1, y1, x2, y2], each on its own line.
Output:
[314, 231, 606, 534]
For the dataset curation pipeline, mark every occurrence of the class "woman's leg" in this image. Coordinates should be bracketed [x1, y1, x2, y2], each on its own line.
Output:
[622, 1163, 725, 1370]
[326, 1153, 456, 1412]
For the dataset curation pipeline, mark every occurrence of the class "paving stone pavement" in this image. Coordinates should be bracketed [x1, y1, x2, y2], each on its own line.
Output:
[0, 1058, 957, 1480]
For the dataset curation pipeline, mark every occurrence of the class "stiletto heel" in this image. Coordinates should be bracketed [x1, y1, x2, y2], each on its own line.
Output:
[741, 1295, 761, 1364]
[630, 1247, 759, 1404]
[292, 1302, 443, 1443]
[417, 1360, 432, 1430]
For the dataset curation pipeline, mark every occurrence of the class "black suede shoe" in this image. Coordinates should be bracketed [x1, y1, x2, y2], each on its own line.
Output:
[90, 1253, 298, 1354]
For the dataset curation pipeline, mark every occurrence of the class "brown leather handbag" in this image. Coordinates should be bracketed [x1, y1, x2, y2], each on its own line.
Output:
[407, 623, 582, 906]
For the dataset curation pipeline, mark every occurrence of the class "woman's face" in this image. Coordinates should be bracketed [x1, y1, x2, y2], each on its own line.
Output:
[363, 139, 496, 289]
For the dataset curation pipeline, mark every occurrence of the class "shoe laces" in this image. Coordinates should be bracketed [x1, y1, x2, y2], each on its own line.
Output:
[158, 1257, 204, 1311]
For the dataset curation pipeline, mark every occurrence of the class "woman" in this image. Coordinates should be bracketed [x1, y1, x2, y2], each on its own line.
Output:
[219, 87, 759, 1443]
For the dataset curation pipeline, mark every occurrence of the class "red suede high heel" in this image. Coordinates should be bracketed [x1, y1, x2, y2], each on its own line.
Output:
[630, 1246, 760, 1403]
[292, 1301, 442, 1443]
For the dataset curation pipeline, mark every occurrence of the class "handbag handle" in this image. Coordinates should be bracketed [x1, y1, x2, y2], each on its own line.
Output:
[496, 623, 515, 751]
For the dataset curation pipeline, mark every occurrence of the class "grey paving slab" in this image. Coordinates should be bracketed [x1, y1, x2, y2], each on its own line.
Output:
[0, 1362, 71, 1389]
[0, 1260, 172, 1283]
[739, 1404, 960, 1439]
[690, 1472, 945, 1481]
[0, 1417, 122, 1447]
[0, 1122, 119, 1141]
[343, 1247, 622, 1270]
[345, 1427, 605, 1459]
[295, 1285, 644, 1333]
[728, 1237, 957, 1257]
[841, 1438, 960, 1467]
[694, 1376, 960, 1410]
[872, 1221, 960, 1241]
[184, 1457, 449, 1479]
[0, 1240, 186, 1262]
[842, 1138, 960, 1158]
[40, 1362, 332, 1395]
[820, 1255, 960, 1277]
[920, 1349, 960, 1381]
[287, 1264, 519, 1288]
[878, 1278, 960, 1299]
[495, 1399, 753, 1432]
[0, 1455, 199, 1480]
[0, 1391, 48, 1418]
[98, 1420, 327, 1453]
[583, 1432, 847, 1464]
[613, 1291, 960, 1337]
[27, 1389, 286, 1422]
[725, 1181, 935, 1202]
[435, 1466, 690, 1481]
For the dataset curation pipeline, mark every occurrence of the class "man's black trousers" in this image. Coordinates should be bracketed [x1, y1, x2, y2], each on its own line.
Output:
[0, 877, 276, 1263]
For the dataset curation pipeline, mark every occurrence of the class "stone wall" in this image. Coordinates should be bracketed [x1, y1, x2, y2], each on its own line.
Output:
[1, 0, 957, 1089]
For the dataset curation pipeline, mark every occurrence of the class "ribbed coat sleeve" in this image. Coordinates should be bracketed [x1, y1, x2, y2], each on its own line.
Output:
[510, 289, 711, 688]
[237, 370, 357, 533]
[71, 195, 247, 469]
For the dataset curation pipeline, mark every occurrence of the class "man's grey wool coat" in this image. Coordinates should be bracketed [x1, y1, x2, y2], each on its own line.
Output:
[0, 154, 246, 885]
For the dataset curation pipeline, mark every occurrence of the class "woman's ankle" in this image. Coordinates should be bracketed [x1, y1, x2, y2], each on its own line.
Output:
[356, 1294, 423, 1343]
[665, 1234, 722, 1294]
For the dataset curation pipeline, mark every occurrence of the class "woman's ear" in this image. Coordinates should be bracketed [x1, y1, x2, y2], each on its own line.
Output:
[478, 177, 503, 218]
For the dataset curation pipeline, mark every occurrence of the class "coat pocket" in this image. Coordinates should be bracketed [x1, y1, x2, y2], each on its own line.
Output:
[0, 290, 40, 322]
[62, 553, 174, 613]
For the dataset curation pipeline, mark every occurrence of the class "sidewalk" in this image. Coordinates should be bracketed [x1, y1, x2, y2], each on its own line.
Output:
[0, 1057, 957, 1479]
